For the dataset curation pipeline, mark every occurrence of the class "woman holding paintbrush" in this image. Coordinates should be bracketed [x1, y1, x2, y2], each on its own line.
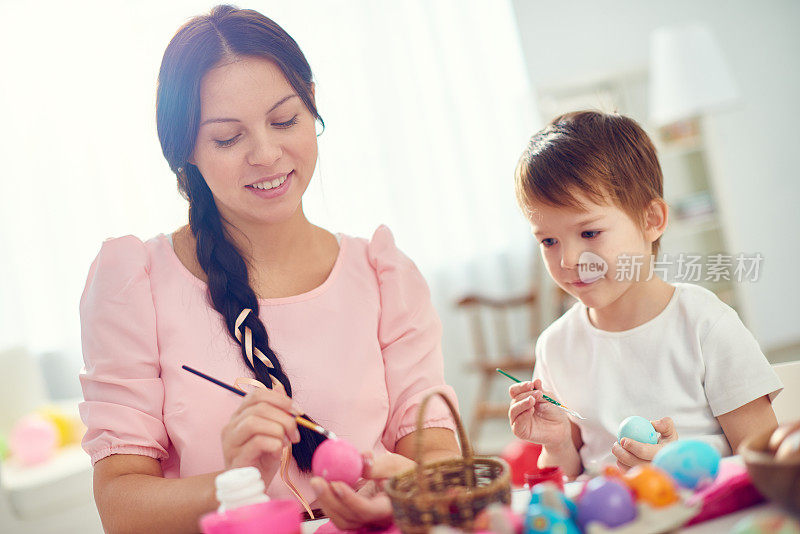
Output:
[78, 5, 459, 532]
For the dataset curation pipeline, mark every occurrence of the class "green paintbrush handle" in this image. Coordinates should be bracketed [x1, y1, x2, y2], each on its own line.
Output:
[496, 368, 562, 407]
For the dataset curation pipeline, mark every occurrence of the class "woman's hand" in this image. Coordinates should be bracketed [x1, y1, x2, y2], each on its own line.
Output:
[310, 451, 414, 530]
[508, 379, 572, 448]
[310, 480, 393, 530]
[220, 387, 300, 485]
[611, 417, 679, 472]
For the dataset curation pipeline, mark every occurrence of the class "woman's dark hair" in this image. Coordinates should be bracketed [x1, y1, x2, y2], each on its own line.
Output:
[155, 4, 325, 470]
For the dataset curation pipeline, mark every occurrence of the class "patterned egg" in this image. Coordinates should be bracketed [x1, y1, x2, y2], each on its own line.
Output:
[652, 440, 720, 490]
[618, 416, 658, 445]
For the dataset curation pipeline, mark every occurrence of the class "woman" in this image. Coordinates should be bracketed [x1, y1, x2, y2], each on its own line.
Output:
[79, 5, 459, 531]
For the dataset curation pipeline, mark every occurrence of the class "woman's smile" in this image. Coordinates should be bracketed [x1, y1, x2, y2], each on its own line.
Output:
[245, 171, 293, 199]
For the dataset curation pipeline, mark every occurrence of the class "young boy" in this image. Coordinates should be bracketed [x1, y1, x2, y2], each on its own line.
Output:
[508, 110, 782, 478]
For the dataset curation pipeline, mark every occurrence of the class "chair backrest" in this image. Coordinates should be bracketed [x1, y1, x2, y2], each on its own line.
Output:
[458, 292, 539, 361]
[772, 360, 800, 424]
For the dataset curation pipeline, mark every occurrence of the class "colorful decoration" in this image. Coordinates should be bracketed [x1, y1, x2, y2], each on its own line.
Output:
[525, 482, 579, 534]
[653, 440, 720, 490]
[622, 465, 679, 507]
[576, 477, 637, 530]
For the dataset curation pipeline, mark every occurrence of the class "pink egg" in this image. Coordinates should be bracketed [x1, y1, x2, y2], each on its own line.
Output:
[9, 414, 59, 466]
[312, 439, 363, 487]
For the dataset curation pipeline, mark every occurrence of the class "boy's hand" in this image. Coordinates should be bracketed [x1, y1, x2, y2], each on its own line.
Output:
[611, 417, 679, 472]
[508, 379, 571, 448]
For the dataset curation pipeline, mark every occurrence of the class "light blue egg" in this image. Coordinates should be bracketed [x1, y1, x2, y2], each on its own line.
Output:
[617, 416, 658, 445]
[652, 440, 720, 490]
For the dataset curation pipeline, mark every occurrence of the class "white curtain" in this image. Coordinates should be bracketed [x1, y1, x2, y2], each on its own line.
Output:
[0, 0, 542, 424]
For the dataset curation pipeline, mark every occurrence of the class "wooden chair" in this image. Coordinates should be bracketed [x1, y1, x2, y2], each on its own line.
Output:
[456, 284, 573, 447]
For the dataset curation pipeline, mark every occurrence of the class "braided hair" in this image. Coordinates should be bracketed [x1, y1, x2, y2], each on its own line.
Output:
[155, 5, 325, 470]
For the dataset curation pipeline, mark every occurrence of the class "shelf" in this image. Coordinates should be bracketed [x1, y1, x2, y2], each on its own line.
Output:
[664, 213, 721, 238]
[658, 136, 703, 158]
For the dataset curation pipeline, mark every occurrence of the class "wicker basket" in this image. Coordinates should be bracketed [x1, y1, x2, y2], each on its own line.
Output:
[384, 390, 511, 533]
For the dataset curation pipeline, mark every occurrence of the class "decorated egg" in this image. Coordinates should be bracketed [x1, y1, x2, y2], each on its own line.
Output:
[529, 482, 577, 517]
[525, 505, 580, 534]
[9, 414, 59, 466]
[311, 438, 363, 487]
[526, 483, 579, 534]
[652, 440, 720, 490]
[623, 464, 679, 507]
[617, 416, 658, 445]
[576, 477, 637, 529]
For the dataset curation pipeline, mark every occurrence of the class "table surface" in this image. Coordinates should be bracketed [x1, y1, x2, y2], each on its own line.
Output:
[0, 435, 781, 533]
[301, 499, 776, 533]
[301, 457, 780, 533]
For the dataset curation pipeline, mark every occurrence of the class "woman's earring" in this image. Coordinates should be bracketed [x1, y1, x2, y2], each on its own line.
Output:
[177, 167, 184, 174]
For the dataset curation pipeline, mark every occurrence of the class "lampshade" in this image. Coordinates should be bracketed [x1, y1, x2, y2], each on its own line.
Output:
[648, 22, 739, 127]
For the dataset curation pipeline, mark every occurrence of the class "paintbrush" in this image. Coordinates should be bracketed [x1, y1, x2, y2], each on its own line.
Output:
[182, 364, 338, 439]
[497, 368, 586, 420]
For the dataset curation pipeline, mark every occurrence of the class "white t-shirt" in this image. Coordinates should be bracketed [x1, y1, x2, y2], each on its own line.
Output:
[532, 282, 783, 473]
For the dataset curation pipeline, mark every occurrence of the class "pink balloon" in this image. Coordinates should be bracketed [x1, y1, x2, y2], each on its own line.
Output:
[9, 415, 58, 466]
[312, 439, 363, 487]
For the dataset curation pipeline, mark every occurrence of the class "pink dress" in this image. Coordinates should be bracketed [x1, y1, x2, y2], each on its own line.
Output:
[78, 225, 457, 503]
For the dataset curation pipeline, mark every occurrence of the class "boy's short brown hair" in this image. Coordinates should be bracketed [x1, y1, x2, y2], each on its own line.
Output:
[515, 110, 665, 254]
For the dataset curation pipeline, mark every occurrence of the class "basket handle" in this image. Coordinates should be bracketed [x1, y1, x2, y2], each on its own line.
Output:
[413, 390, 475, 494]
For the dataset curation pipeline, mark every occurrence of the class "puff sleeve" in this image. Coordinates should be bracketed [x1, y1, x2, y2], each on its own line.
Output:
[78, 235, 170, 465]
[367, 226, 458, 449]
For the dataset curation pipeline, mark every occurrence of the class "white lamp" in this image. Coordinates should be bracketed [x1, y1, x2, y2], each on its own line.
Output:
[649, 22, 739, 127]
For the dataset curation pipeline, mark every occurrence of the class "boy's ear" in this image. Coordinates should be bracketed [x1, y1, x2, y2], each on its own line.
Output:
[644, 198, 669, 243]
